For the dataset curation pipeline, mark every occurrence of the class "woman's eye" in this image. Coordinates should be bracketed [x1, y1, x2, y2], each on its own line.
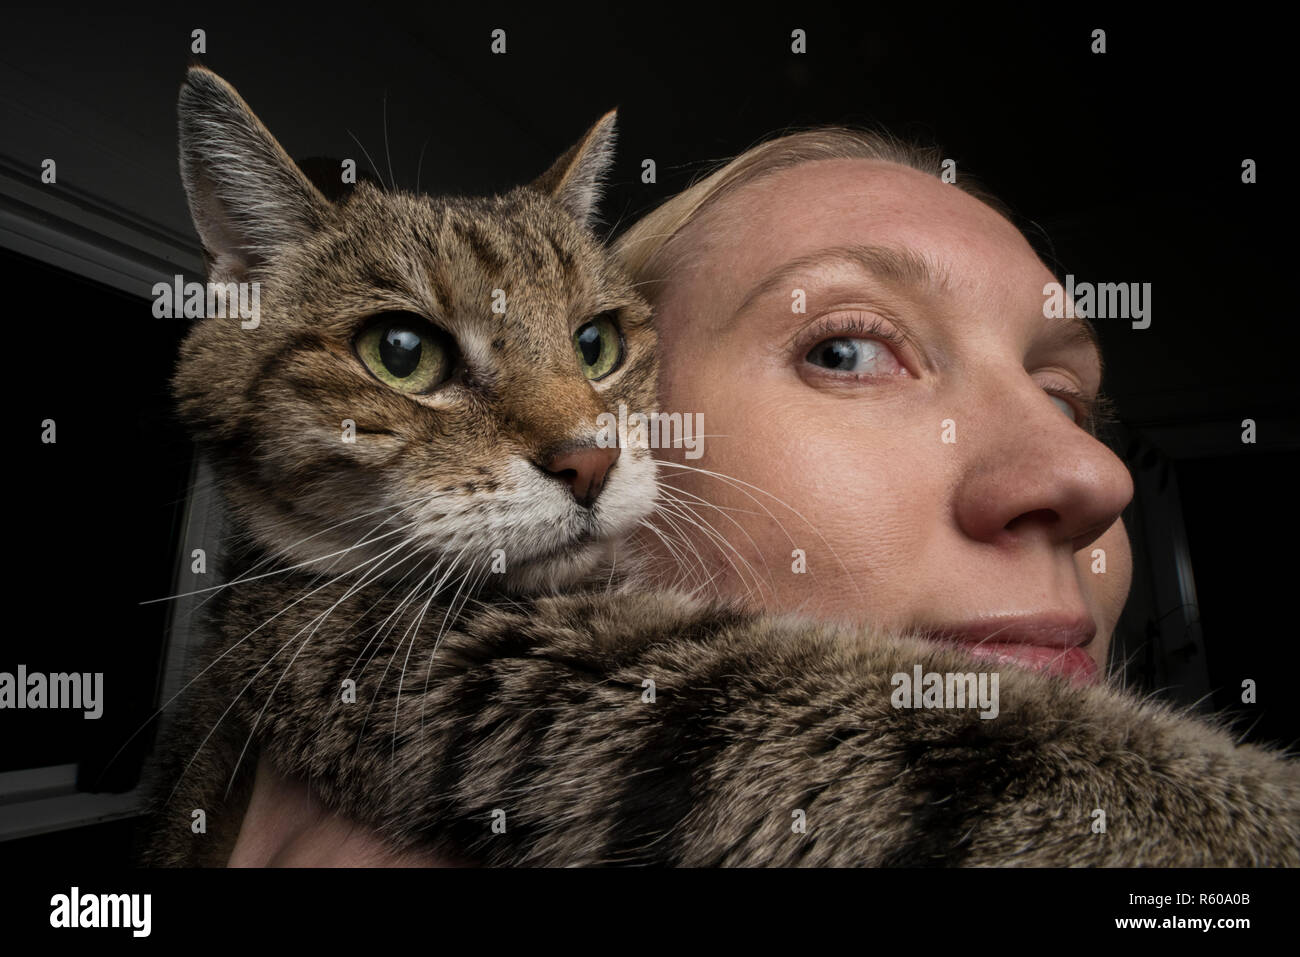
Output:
[805, 337, 904, 375]
[573, 313, 624, 380]
[1048, 393, 1076, 420]
[355, 312, 456, 393]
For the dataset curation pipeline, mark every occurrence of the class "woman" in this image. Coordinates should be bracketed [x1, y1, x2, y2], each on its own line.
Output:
[223, 128, 1278, 866]
[612, 129, 1131, 683]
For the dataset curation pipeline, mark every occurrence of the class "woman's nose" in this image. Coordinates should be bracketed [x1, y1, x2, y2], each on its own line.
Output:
[952, 383, 1134, 551]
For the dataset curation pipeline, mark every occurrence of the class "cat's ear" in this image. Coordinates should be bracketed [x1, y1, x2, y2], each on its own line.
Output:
[528, 109, 618, 230]
[177, 66, 331, 280]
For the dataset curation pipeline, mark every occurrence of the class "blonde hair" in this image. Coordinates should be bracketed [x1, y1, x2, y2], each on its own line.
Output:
[611, 126, 1014, 306]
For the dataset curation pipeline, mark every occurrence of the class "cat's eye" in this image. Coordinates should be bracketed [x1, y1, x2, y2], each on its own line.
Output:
[573, 313, 624, 380]
[354, 312, 456, 394]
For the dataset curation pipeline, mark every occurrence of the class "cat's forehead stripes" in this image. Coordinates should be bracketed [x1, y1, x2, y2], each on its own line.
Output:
[238, 184, 655, 413]
[447, 209, 510, 275]
[440, 197, 591, 300]
[305, 187, 608, 333]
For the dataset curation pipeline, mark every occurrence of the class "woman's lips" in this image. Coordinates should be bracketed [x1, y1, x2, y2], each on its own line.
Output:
[921, 614, 1099, 685]
[954, 642, 1097, 684]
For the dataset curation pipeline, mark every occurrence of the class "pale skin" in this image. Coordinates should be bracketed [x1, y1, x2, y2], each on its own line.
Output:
[228, 158, 1135, 865]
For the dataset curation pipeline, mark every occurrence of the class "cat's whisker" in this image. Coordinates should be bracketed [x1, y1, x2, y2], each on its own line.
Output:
[634, 512, 710, 595]
[417, 556, 498, 738]
[605, 537, 619, 591]
[655, 487, 776, 596]
[174, 481, 447, 612]
[1112, 644, 1144, 692]
[232, 487, 443, 544]
[669, 506, 770, 606]
[629, 475, 759, 600]
[396, 562, 491, 777]
[650, 498, 762, 603]
[624, 277, 672, 295]
[655, 462, 805, 545]
[381, 91, 396, 192]
[240, 509, 430, 626]
[643, 502, 714, 588]
[210, 485, 457, 582]
[222, 537, 426, 798]
[357, 548, 463, 692]
[159, 535, 417, 805]
[653, 499, 770, 606]
[633, 517, 727, 599]
[178, 498, 439, 627]
[659, 532, 731, 599]
[100, 532, 409, 791]
[414, 133, 432, 195]
[351, 552, 451, 690]
[206, 490, 446, 584]
[344, 553, 438, 683]
[346, 129, 388, 191]
[357, 550, 467, 762]
[654, 460, 866, 605]
[143, 517, 424, 605]
[656, 481, 763, 517]
[392, 548, 479, 766]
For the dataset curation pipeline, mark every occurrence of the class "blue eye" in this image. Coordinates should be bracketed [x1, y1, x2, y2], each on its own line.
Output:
[805, 337, 904, 375]
[1048, 393, 1075, 419]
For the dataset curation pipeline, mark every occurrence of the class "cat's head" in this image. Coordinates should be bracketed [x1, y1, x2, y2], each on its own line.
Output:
[173, 66, 657, 594]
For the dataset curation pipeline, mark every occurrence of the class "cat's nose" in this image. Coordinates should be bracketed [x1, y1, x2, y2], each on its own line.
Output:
[540, 445, 620, 507]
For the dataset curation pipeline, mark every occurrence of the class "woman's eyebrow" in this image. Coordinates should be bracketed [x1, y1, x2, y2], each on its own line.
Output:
[1040, 313, 1106, 378]
[728, 243, 1106, 372]
[731, 243, 949, 322]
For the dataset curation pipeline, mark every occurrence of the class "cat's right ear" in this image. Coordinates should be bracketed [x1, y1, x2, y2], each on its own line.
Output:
[528, 109, 618, 231]
[177, 66, 331, 281]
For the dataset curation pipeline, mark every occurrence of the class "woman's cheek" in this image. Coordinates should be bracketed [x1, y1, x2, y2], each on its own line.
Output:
[1078, 518, 1133, 636]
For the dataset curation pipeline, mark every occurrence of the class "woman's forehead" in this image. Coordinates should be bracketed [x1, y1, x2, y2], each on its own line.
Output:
[706, 158, 1035, 270]
[664, 157, 1053, 320]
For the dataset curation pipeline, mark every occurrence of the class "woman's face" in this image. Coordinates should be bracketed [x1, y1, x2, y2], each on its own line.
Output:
[638, 158, 1134, 683]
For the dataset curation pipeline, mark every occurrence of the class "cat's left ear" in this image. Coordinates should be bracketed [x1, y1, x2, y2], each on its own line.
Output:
[178, 66, 332, 282]
[528, 109, 618, 231]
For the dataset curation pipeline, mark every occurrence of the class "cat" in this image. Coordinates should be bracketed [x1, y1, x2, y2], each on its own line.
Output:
[141, 67, 1300, 867]
[142, 64, 659, 864]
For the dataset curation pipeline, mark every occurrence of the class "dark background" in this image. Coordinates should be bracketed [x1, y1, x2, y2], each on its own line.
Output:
[1, 4, 1295, 864]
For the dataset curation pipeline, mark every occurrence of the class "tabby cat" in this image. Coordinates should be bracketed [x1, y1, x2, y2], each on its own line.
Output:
[142, 67, 1299, 867]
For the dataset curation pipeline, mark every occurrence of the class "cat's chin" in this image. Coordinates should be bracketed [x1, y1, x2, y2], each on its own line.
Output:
[496, 536, 629, 595]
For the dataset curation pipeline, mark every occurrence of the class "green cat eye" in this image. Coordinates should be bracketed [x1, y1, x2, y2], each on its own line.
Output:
[355, 313, 455, 394]
[573, 314, 623, 380]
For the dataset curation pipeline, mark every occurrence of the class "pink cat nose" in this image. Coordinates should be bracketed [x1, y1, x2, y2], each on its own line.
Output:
[541, 445, 620, 507]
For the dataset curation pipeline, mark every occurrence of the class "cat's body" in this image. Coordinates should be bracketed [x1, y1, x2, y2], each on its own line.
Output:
[146, 568, 1299, 866]
[142, 68, 1300, 866]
